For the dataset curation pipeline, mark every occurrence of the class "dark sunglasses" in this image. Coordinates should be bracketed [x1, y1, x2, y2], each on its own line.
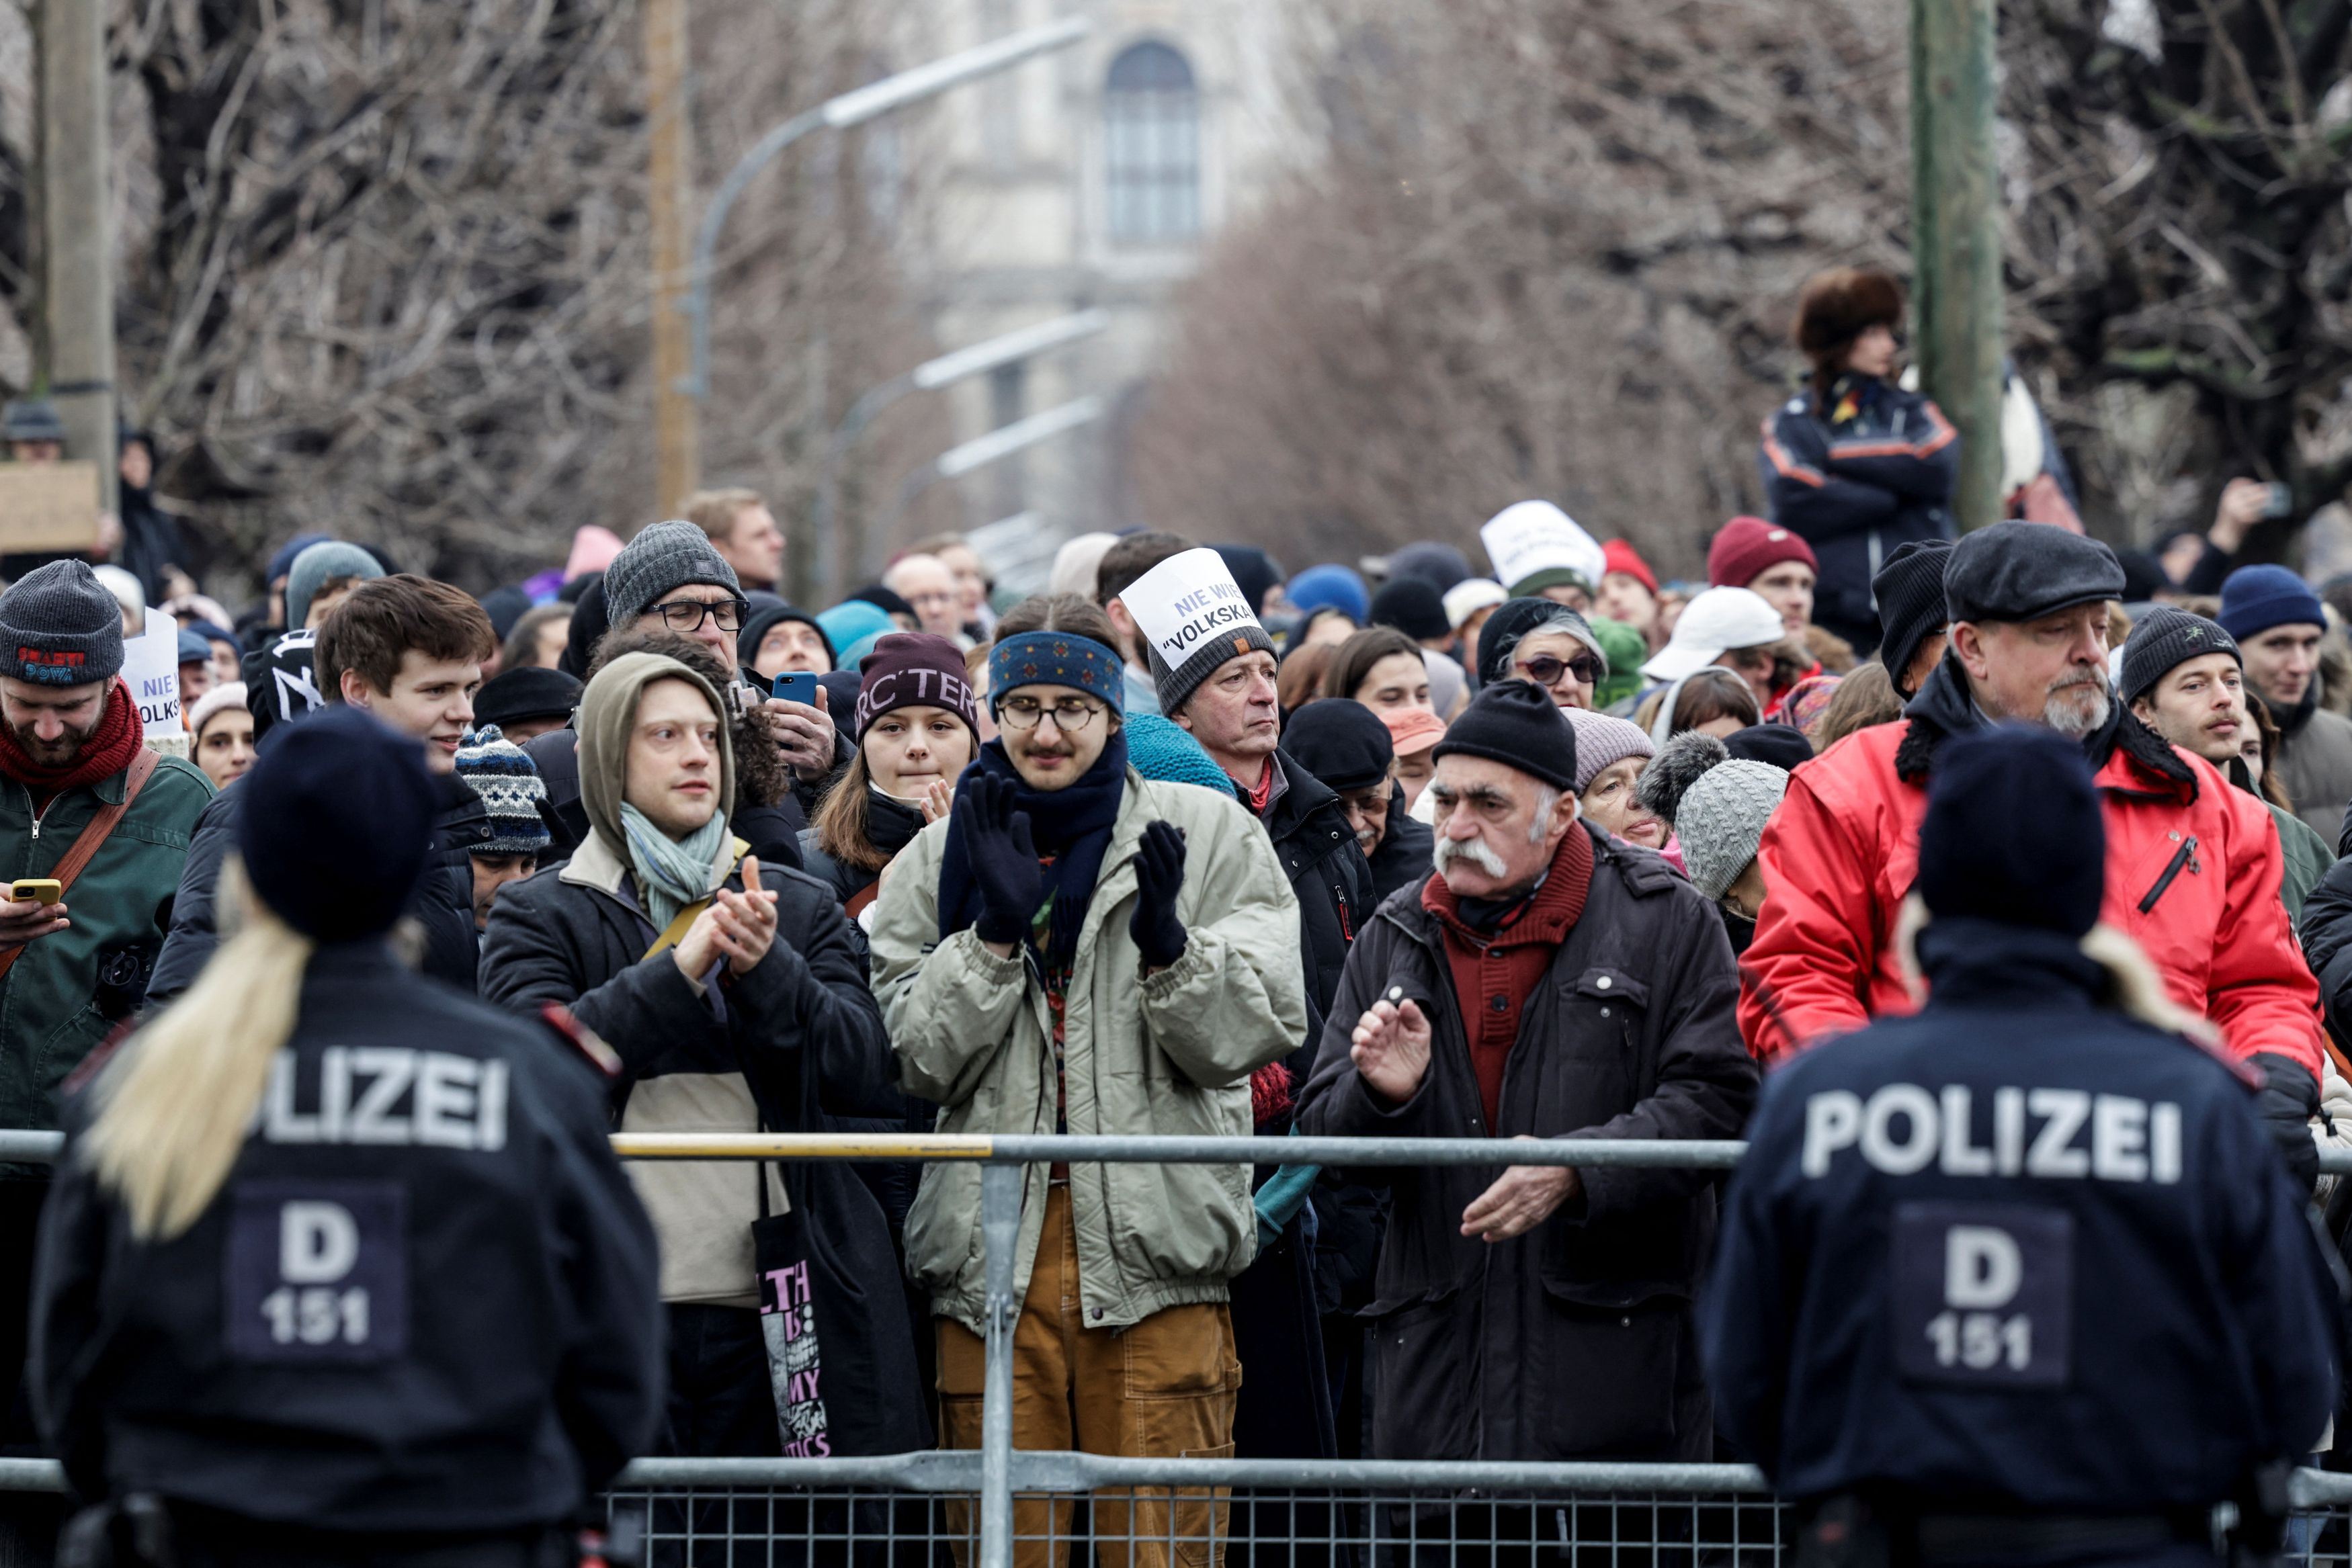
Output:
[1515, 654, 1603, 687]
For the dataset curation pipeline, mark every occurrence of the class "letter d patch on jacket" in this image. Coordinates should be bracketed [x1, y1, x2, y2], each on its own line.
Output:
[1891, 1201, 2070, 1389]
[226, 1180, 407, 1364]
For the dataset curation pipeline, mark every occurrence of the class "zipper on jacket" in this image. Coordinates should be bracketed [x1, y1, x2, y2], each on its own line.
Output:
[2137, 836, 2197, 914]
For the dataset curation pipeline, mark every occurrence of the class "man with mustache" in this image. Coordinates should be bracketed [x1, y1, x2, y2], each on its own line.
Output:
[1740, 523, 2328, 1188]
[1294, 681, 1756, 1469]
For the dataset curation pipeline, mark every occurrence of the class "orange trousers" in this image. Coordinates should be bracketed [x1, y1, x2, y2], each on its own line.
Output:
[937, 1183, 1239, 1568]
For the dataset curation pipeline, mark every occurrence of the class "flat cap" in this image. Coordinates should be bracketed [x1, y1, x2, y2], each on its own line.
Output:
[1943, 521, 2124, 626]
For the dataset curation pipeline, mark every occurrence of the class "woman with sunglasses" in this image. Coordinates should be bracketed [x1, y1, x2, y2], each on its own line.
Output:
[1471, 598, 1611, 709]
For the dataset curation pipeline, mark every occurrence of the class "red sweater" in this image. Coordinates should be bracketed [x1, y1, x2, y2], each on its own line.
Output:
[1421, 830, 1595, 1129]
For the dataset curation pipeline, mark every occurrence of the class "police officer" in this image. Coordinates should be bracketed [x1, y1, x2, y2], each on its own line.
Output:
[1702, 725, 2339, 1567]
[29, 708, 663, 1566]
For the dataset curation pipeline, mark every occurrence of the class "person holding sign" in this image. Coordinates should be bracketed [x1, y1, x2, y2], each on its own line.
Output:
[1703, 726, 2336, 1567]
[30, 707, 663, 1563]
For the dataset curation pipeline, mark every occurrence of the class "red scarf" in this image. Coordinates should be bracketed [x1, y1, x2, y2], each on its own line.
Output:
[0, 679, 144, 806]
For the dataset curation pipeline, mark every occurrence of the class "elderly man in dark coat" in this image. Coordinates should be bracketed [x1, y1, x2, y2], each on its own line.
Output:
[1294, 680, 1758, 1464]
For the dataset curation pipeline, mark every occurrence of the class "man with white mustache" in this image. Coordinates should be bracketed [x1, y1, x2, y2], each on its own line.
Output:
[1294, 680, 1756, 1465]
[1742, 523, 2327, 1190]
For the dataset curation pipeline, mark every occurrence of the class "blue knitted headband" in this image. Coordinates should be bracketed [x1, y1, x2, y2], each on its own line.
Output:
[989, 631, 1124, 715]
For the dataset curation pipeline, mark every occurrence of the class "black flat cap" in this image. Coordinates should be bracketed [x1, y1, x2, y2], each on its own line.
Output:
[1943, 521, 2125, 626]
[474, 664, 583, 731]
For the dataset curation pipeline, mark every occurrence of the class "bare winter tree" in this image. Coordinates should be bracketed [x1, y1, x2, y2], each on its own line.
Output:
[1132, 0, 2351, 576]
[0, 0, 948, 600]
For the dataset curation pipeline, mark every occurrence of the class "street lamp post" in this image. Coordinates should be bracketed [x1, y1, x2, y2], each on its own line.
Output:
[865, 396, 1109, 575]
[676, 17, 1093, 407]
[814, 310, 1109, 599]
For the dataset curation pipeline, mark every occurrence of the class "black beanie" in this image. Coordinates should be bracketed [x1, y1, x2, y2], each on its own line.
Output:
[474, 664, 585, 732]
[240, 707, 435, 942]
[1283, 699, 1395, 792]
[1724, 722, 1814, 773]
[1369, 577, 1452, 643]
[1474, 597, 1570, 687]
[1916, 724, 2103, 937]
[2119, 606, 2239, 707]
[1433, 679, 1578, 793]
[1871, 539, 1953, 697]
[1214, 546, 1281, 617]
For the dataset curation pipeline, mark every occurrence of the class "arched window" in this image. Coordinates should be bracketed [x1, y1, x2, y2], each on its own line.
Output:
[1104, 42, 1200, 245]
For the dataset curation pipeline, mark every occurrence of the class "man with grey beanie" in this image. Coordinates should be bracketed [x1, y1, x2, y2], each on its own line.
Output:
[0, 560, 212, 1448]
[602, 520, 839, 784]
[1740, 521, 2328, 1191]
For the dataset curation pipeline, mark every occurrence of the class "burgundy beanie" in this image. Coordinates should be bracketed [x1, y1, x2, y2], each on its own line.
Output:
[1708, 517, 1819, 590]
[854, 632, 980, 741]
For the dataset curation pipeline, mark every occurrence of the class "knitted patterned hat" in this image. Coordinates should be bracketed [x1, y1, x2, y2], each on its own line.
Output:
[1562, 707, 1655, 795]
[455, 724, 552, 856]
[1677, 759, 1790, 902]
[0, 560, 124, 686]
[989, 630, 1124, 713]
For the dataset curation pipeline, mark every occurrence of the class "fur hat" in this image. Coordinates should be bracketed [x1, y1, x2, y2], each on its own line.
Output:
[1634, 731, 1730, 828]
[1794, 267, 1906, 365]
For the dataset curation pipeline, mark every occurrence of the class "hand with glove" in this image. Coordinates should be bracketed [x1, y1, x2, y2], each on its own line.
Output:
[2248, 1052, 2322, 1194]
[960, 774, 1043, 950]
[1129, 820, 1189, 971]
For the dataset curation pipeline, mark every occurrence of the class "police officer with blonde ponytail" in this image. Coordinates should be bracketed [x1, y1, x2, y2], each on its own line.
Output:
[29, 707, 663, 1567]
[1703, 725, 2337, 1567]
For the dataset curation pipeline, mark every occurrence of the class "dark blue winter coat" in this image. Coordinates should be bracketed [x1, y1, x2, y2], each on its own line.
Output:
[1758, 378, 1960, 653]
[1702, 918, 2337, 1508]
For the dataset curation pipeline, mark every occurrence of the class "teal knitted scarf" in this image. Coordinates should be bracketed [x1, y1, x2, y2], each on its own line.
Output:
[622, 802, 731, 934]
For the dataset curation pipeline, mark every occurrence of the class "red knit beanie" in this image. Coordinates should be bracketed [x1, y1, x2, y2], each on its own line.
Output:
[1708, 517, 1818, 590]
[1601, 539, 1658, 595]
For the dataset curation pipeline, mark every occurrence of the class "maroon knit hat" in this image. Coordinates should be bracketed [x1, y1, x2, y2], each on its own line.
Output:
[854, 632, 979, 741]
[1708, 517, 1818, 590]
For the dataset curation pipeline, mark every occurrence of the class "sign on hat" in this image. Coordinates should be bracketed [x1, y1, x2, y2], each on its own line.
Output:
[1480, 502, 1607, 597]
[1124, 548, 1277, 715]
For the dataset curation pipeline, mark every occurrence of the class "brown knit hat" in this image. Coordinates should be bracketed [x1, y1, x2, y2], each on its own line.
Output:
[1794, 268, 1906, 366]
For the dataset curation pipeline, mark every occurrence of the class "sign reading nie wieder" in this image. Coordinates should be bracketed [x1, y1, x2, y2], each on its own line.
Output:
[1480, 500, 1606, 593]
[1122, 547, 1268, 685]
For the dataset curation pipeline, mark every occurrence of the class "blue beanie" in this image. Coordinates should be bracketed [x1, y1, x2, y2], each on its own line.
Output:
[816, 599, 896, 657]
[1286, 564, 1369, 624]
[265, 531, 334, 586]
[1123, 712, 1237, 797]
[2217, 564, 2326, 642]
[989, 631, 1124, 714]
[1917, 725, 2103, 937]
[240, 707, 435, 942]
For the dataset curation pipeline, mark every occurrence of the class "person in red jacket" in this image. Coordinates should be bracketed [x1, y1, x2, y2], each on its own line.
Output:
[1739, 521, 2328, 1186]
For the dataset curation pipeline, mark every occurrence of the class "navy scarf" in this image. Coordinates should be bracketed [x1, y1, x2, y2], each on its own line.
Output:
[938, 732, 1130, 972]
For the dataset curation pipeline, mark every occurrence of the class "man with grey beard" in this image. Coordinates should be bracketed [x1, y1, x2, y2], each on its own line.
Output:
[1740, 523, 2328, 1188]
[1294, 680, 1756, 1468]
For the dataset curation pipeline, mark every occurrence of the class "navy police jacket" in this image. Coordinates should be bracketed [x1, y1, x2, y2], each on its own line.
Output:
[29, 941, 663, 1530]
[1702, 918, 2337, 1508]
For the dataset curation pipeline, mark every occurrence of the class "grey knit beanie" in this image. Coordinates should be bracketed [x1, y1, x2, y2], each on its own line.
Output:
[604, 520, 742, 629]
[1677, 759, 1790, 902]
[2119, 606, 2238, 707]
[1562, 706, 1654, 795]
[285, 541, 385, 630]
[0, 560, 125, 686]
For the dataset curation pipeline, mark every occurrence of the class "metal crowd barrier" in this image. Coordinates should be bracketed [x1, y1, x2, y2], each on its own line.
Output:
[6, 1127, 2352, 1564]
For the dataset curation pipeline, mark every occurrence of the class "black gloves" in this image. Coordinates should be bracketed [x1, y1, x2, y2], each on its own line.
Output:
[1129, 821, 1189, 970]
[2249, 1052, 2321, 1194]
[960, 775, 1042, 946]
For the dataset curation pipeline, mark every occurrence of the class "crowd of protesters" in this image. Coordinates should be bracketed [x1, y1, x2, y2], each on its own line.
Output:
[0, 260, 2343, 1559]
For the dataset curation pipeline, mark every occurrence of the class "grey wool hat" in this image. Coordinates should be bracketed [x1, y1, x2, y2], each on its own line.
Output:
[0, 560, 125, 686]
[2119, 606, 2239, 707]
[1675, 758, 1789, 902]
[603, 520, 742, 629]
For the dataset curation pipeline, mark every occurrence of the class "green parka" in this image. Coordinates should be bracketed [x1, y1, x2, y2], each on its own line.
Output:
[0, 747, 211, 1143]
[872, 770, 1306, 1336]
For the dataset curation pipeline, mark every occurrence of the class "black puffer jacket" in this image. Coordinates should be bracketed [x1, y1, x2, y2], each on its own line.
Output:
[1261, 750, 1374, 1039]
[1293, 824, 1758, 1462]
[149, 772, 484, 1005]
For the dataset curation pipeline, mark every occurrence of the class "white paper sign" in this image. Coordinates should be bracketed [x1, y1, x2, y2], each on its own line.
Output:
[1120, 548, 1265, 670]
[123, 608, 182, 740]
[1480, 501, 1606, 593]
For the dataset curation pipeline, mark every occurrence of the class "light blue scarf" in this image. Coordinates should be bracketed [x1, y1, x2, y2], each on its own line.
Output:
[621, 802, 731, 935]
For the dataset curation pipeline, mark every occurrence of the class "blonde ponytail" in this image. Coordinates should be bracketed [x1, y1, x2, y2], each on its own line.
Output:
[82, 859, 312, 1241]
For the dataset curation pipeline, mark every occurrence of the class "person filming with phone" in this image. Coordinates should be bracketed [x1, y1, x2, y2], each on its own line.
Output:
[0, 561, 212, 1453]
